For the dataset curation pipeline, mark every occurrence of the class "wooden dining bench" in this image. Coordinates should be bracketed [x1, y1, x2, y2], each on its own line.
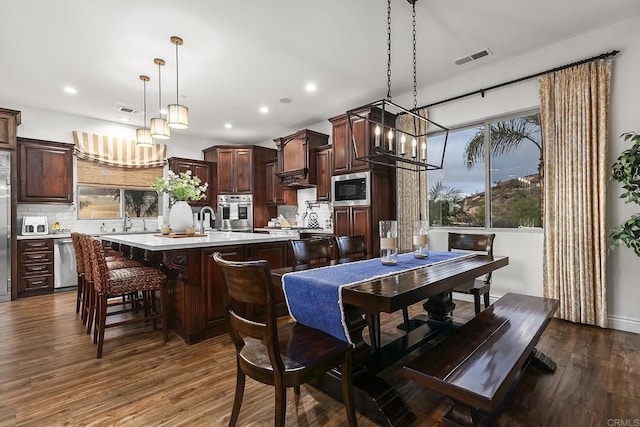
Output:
[403, 293, 559, 426]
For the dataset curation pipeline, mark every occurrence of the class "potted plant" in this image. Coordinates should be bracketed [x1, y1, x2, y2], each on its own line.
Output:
[610, 131, 640, 256]
[152, 170, 208, 233]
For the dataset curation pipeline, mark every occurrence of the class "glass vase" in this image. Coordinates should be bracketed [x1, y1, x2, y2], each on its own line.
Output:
[379, 220, 398, 265]
[412, 220, 429, 259]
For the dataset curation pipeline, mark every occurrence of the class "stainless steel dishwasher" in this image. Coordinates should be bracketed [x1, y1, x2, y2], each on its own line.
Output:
[54, 237, 78, 289]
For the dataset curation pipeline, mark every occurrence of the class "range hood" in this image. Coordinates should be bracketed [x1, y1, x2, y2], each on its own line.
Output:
[273, 129, 329, 188]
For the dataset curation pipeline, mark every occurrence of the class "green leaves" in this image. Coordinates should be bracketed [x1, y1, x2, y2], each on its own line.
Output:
[610, 132, 640, 256]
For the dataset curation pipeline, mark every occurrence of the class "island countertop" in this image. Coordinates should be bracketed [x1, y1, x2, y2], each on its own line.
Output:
[101, 231, 291, 251]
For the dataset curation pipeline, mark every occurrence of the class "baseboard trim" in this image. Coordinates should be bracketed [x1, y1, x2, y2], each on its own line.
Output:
[608, 314, 640, 334]
[453, 294, 640, 335]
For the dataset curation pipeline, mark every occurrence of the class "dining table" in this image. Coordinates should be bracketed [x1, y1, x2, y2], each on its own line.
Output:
[271, 251, 509, 427]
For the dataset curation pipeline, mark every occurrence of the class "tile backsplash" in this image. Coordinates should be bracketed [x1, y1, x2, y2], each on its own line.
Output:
[17, 204, 159, 234]
[296, 188, 332, 230]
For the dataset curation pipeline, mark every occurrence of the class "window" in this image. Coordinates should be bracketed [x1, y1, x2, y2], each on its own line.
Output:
[78, 186, 158, 219]
[427, 110, 542, 229]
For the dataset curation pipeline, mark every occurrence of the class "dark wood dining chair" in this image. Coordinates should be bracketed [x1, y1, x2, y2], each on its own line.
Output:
[335, 234, 367, 263]
[212, 252, 357, 427]
[448, 232, 496, 315]
[288, 237, 334, 267]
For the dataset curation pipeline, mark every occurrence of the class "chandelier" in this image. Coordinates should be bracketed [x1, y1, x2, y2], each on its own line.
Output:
[347, 0, 448, 172]
[135, 75, 153, 147]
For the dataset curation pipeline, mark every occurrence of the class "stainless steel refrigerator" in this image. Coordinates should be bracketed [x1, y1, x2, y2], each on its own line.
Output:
[0, 151, 10, 302]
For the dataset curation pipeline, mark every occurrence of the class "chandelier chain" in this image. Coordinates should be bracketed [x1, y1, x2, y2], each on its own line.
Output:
[412, 2, 417, 111]
[386, 0, 392, 101]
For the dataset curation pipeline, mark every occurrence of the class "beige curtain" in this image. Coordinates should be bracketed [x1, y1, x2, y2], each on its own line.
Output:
[396, 108, 428, 251]
[73, 131, 167, 168]
[539, 59, 611, 328]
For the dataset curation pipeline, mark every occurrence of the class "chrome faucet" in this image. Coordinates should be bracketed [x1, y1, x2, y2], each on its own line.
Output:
[198, 206, 216, 233]
[123, 212, 132, 232]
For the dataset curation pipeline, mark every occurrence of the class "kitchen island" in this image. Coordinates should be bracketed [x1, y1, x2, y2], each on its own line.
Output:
[102, 231, 292, 344]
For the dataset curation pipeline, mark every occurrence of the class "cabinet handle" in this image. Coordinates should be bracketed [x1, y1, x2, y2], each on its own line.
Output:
[28, 254, 47, 259]
[28, 266, 47, 272]
[221, 252, 238, 257]
[31, 280, 44, 286]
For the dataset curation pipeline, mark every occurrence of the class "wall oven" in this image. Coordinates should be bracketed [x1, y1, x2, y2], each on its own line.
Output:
[331, 171, 370, 207]
[217, 194, 253, 232]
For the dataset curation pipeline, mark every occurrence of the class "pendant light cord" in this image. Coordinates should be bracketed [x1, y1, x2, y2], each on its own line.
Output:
[386, 0, 392, 101]
[143, 78, 147, 128]
[158, 62, 163, 117]
[412, 2, 417, 111]
[175, 42, 180, 104]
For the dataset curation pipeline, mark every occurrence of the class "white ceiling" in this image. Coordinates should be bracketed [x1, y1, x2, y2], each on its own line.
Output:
[2, 0, 639, 144]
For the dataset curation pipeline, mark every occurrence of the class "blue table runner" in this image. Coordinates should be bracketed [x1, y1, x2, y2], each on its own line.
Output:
[282, 251, 470, 343]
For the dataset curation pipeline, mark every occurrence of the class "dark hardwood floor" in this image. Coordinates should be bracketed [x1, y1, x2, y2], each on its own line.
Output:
[0, 291, 638, 426]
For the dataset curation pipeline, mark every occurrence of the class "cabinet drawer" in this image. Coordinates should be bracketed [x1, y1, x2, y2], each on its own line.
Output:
[20, 250, 54, 265]
[19, 239, 53, 253]
[19, 275, 53, 293]
[20, 262, 53, 277]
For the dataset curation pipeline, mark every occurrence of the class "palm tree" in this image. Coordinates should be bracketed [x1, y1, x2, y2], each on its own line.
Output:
[464, 114, 542, 171]
[428, 181, 464, 226]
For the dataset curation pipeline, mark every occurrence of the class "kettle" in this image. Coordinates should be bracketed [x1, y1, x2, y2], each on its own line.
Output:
[307, 211, 320, 229]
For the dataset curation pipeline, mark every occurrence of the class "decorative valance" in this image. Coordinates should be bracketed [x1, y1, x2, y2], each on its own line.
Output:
[72, 131, 167, 168]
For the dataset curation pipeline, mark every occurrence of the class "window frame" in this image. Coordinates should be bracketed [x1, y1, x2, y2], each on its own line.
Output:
[428, 108, 542, 231]
[77, 185, 159, 220]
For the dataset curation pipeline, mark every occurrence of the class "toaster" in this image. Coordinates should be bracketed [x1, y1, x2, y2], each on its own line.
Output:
[22, 216, 49, 235]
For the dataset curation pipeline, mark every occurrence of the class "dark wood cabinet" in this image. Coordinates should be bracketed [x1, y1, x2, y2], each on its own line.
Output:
[333, 170, 396, 256]
[168, 157, 215, 207]
[203, 145, 277, 229]
[315, 145, 332, 202]
[329, 107, 397, 175]
[18, 238, 54, 297]
[18, 138, 73, 204]
[214, 148, 252, 194]
[273, 129, 329, 187]
[0, 108, 21, 150]
[265, 159, 297, 206]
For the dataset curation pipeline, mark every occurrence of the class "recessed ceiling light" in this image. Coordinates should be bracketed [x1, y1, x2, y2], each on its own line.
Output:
[118, 117, 131, 122]
[64, 86, 77, 94]
[259, 106, 269, 114]
[224, 123, 233, 129]
[305, 82, 317, 92]
[279, 98, 293, 104]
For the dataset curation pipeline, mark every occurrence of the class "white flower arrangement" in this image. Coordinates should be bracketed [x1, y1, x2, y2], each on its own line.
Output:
[152, 170, 208, 203]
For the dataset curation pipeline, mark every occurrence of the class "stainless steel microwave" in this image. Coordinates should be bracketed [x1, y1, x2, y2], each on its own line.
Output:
[331, 171, 370, 206]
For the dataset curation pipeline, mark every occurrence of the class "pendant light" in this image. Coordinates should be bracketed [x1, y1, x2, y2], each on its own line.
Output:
[346, 0, 449, 171]
[150, 58, 170, 139]
[167, 36, 189, 129]
[136, 75, 153, 147]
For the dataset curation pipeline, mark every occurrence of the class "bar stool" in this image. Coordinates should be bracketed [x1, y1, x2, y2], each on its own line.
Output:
[86, 237, 168, 359]
[79, 233, 142, 334]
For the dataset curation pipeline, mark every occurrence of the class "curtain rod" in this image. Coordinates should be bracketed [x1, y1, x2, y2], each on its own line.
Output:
[419, 49, 620, 109]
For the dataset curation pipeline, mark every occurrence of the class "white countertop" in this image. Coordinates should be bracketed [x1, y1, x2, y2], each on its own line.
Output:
[254, 227, 334, 234]
[17, 233, 72, 240]
[101, 231, 292, 251]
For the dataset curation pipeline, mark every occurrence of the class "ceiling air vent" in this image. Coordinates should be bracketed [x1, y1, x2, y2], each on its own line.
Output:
[118, 106, 140, 114]
[454, 48, 492, 66]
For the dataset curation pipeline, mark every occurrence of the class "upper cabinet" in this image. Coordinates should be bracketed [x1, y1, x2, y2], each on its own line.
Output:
[0, 108, 21, 150]
[203, 145, 277, 229]
[211, 147, 253, 194]
[315, 145, 332, 202]
[329, 107, 397, 175]
[168, 157, 215, 207]
[18, 138, 73, 204]
[273, 129, 329, 187]
[265, 159, 297, 206]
